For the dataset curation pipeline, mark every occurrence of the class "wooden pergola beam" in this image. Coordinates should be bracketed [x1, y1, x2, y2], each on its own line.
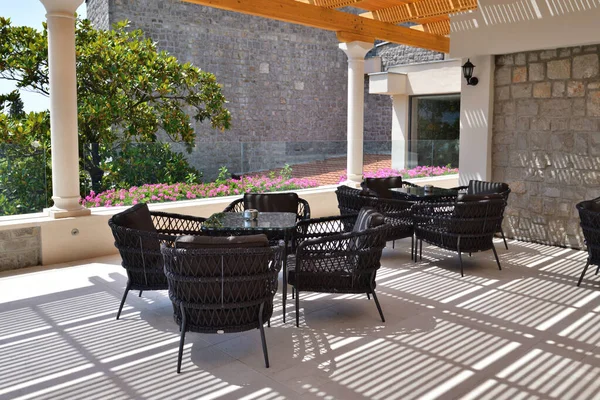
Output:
[361, 0, 477, 24]
[182, 0, 450, 52]
[411, 19, 451, 36]
[296, 0, 362, 8]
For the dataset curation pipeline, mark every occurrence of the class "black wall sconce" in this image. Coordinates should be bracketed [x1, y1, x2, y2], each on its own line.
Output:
[462, 59, 478, 86]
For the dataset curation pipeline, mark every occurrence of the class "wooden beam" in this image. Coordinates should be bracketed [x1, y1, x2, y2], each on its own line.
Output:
[411, 19, 450, 36]
[182, 0, 450, 52]
[336, 31, 375, 43]
[295, 0, 362, 8]
[361, 0, 477, 24]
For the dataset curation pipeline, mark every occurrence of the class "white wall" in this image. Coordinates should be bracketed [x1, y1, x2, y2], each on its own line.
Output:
[369, 59, 462, 169]
[458, 55, 495, 185]
[450, 0, 600, 58]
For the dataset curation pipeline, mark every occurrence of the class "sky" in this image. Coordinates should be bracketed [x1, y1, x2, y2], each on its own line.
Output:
[0, 0, 87, 112]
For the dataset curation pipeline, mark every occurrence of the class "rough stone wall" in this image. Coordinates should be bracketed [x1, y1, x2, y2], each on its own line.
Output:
[369, 42, 446, 70]
[85, 0, 433, 178]
[0, 227, 41, 272]
[88, 0, 352, 179]
[493, 45, 600, 248]
[85, 0, 110, 30]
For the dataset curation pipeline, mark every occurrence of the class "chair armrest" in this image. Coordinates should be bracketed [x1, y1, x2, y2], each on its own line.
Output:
[402, 181, 418, 188]
[223, 198, 244, 213]
[298, 198, 311, 221]
[450, 185, 468, 192]
[150, 211, 206, 235]
[295, 214, 358, 246]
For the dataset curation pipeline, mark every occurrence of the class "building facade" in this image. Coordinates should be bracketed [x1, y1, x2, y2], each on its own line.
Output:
[86, 0, 445, 179]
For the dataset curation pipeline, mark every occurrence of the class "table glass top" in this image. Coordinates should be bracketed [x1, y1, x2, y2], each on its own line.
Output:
[390, 186, 459, 198]
[202, 212, 297, 231]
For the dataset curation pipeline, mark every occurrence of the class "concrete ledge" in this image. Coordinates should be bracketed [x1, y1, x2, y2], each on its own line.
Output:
[0, 175, 459, 268]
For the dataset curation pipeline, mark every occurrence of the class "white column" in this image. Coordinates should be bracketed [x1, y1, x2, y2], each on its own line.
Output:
[40, 0, 89, 218]
[458, 55, 495, 185]
[339, 41, 372, 186]
[391, 94, 410, 170]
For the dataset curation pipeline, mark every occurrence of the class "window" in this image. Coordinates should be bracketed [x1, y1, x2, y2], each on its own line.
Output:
[409, 94, 460, 167]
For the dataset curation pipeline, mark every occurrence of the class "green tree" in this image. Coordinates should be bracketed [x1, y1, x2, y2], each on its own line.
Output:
[0, 17, 231, 192]
[0, 110, 51, 215]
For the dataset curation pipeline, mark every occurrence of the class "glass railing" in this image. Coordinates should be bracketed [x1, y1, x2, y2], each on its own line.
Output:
[0, 139, 460, 215]
[0, 144, 50, 216]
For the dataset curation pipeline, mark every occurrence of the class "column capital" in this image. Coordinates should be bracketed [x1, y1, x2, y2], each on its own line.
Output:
[40, 0, 83, 17]
[338, 41, 373, 60]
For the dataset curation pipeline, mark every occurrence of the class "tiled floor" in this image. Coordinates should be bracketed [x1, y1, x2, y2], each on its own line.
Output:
[1, 239, 600, 400]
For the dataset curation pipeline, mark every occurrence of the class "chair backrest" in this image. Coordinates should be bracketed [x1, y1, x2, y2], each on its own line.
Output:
[361, 177, 404, 199]
[467, 180, 510, 197]
[108, 203, 168, 288]
[162, 234, 282, 332]
[236, 192, 310, 221]
[336, 185, 375, 215]
[451, 195, 506, 235]
[577, 198, 600, 263]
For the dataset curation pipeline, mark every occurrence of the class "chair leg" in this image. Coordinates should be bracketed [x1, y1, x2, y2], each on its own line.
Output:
[595, 264, 599, 276]
[419, 240, 423, 260]
[116, 281, 131, 320]
[578, 260, 591, 287]
[367, 293, 371, 300]
[371, 289, 385, 323]
[292, 287, 295, 299]
[295, 289, 300, 328]
[177, 304, 187, 374]
[492, 245, 502, 271]
[458, 252, 464, 277]
[258, 303, 270, 368]
[138, 290, 143, 297]
[411, 235, 414, 260]
[500, 228, 508, 250]
[392, 240, 395, 249]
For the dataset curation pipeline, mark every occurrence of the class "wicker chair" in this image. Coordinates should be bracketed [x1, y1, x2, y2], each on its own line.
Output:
[336, 185, 414, 254]
[288, 207, 391, 327]
[223, 192, 310, 221]
[576, 198, 600, 286]
[361, 176, 417, 199]
[108, 203, 206, 319]
[412, 194, 506, 276]
[161, 234, 284, 372]
[453, 180, 511, 249]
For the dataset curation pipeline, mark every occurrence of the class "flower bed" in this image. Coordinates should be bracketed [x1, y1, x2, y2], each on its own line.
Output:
[338, 165, 458, 183]
[83, 175, 320, 208]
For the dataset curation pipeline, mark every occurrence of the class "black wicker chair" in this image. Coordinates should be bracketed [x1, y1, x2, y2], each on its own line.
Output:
[576, 198, 600, 286]
[412, 194, 506, 276]
[108, 203, 206, 319]
[288, 207, 391, 327]
[223, 192, 310, 221]
[161, 234, 284, 373]
[453, 180, 511, 249]
[336, 185, 414, 253]
[361, 176, 417, 199]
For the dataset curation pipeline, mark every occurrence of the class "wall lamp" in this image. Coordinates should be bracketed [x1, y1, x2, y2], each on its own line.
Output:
[462, 59, 478, 86]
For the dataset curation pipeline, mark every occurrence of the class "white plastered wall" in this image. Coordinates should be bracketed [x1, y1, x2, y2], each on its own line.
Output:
[450, 0, 600, 58]
[369, 60, 462, 170]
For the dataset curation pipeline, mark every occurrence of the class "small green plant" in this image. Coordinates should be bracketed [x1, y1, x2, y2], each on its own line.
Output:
[280, 164, 293, 180]
[216, 166, 230, 184]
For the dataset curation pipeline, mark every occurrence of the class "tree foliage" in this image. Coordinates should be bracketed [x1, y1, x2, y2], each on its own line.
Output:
[0, 17, 231, 197]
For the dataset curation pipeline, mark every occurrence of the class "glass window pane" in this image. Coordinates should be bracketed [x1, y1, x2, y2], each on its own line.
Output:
[409, 94, 460, 168]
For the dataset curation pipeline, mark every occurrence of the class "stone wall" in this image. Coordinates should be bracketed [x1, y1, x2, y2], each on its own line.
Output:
[369, 41, 446, 70]
[0, 227, 41, 272]
[86, 0, 423, 179]
[493, 45, 600, 247]
[85, 0, 110, 30]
